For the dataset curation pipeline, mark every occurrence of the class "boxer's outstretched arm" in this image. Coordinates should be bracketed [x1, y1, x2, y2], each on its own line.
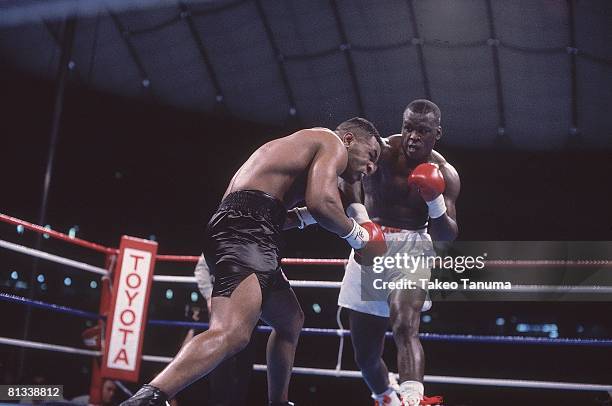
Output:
[305, 137, 354, 237]
[429, 162, 460, 242]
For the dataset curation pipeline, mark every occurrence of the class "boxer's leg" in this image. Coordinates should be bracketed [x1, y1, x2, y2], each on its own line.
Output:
[150, 272, 262, 398]
[348, 309, 390, 395]
[389, 287, 425, 382]
[231, 340, 256, 406]
[207, 352, 235, 405]
[388, 287, 426, 404]
[260, 287, 304, 403]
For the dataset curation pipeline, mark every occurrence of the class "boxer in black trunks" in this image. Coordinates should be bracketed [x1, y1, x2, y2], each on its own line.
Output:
[122, 118, 384, 406]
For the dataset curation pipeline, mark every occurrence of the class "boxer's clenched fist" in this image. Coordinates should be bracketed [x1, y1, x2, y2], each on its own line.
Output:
[343, 203, 387, 264]
[407, 162, 445, 202]
[407, 163, 447, 219]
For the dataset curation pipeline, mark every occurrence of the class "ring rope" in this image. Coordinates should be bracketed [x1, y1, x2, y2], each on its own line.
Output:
[0, 239, 108, 275]
[155, 254, 200, 263]
[283, 258, 612, 267]
[485, 259, 612, 268]
[282, 258, 349, 266]
[146, 319, 612, 347]
[0, 293, 102, 320]
[254, 365, 612, 392]
[5, 293, 612, 347]
[289, 280, 341, 288]
[0, 336, 101, 356]
[153, 275, 197, 283]
[152, 275, 612, 294]
[0, 213, 116, 255]
[491, 285, 612, 293]
[142, 354, 173, 363]
[2, 336, 610, 392]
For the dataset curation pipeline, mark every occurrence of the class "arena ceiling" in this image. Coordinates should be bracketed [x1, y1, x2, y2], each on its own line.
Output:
[1, 0, 611, 149]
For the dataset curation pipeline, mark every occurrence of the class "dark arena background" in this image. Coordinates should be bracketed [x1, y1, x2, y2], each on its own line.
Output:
[1, 1, 612, 405]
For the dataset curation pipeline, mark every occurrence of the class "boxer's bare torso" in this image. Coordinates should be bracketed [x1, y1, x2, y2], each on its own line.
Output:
[364, 135, 455, 230]
[224, 128, 347, 209]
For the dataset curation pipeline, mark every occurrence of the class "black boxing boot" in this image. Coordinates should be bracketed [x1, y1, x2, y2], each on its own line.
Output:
[120, 384, 169, 406]
[269, 402, 295, 406]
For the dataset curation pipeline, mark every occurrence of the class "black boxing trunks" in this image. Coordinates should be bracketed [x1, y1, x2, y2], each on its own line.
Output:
[204, 190, 290, 300]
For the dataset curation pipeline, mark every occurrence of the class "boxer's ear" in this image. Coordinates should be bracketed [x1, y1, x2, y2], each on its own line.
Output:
[343, 132, 354, 147]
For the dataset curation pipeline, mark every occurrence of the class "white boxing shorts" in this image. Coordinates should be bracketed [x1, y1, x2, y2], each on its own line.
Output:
[338, 227, 434, 317]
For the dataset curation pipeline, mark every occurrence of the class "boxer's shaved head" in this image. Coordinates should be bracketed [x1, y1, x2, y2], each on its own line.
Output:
[404, 99, 441, 126]
[336, 117, 383, 149]
[336, 117, 383, 181]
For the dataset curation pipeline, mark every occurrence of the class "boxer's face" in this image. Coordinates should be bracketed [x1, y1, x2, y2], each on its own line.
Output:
[343, 132, 381, 182]
[401, 109, 441, 160]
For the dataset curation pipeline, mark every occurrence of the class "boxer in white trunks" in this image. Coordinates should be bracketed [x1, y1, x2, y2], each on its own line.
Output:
[339, 100, 460, 406]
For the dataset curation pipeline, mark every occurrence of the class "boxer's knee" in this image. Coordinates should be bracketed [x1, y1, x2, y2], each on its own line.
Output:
[390, 310, 420, 343]
[392, 319, 419, 343]
[226, 331, 252, 356]
[389, 293, 423, 342]
[208, 326, 252, 356]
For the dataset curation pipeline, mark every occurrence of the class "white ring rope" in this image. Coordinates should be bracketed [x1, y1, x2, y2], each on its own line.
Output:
[142, 354, 173, 363]
[0, 239, 108, 275]
[153, 275, 196, 283]
[0, 336, 101, 357]
[424, 374, 612, 392]
[502, 285, 612, 294]
[254, 365, 612, 392]
[2, 337, 611, 392]
[152, 274, 612, 294]
[289, 280, 342, 288]
[152, 276, 344, 288]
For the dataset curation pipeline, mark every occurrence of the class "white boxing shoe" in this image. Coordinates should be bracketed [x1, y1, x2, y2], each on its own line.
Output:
[388, 372, 400, 392]
[398, 381, 423, 406]
[372, 388, 403, 406]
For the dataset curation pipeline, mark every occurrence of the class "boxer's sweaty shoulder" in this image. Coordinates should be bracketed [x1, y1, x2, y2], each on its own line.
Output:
[225, 128, 344, 206]
[430, 149, 446, 166]
[430, 149, 460, 201]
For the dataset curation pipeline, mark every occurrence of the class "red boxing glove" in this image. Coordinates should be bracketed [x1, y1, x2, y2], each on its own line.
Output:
[354, 221, 387, 265]
[407, 163, 445, 202]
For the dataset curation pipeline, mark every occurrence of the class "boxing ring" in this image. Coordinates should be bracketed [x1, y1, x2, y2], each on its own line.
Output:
[1, 212, 612, 403]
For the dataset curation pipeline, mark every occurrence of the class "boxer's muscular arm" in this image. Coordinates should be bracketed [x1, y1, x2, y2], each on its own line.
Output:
[284, 176, 362, 231]
[429, 162, 460, 242]
[305, 136, 354, 237]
